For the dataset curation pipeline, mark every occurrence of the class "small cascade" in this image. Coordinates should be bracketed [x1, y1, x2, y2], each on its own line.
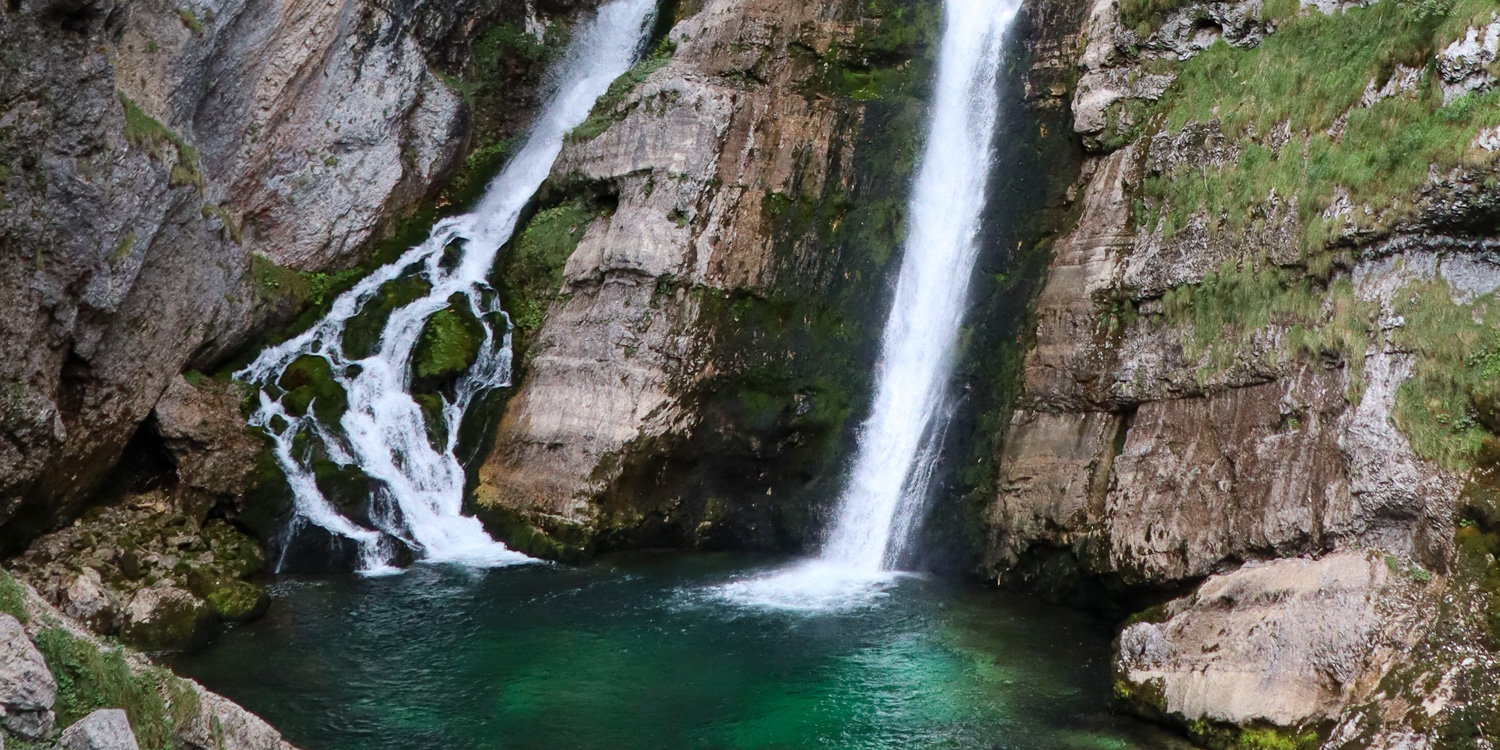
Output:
[237, 0, 658, 573]
[718, 0, 1020, 608]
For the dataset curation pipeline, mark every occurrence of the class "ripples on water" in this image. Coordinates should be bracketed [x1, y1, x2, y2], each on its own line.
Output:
[172, 553, 1190, 750]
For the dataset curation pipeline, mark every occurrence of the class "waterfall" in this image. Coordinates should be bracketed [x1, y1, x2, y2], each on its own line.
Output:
[820, 0, 1020, 573]
[237, 0, 658, 573]
[718, 0, 1019, 608]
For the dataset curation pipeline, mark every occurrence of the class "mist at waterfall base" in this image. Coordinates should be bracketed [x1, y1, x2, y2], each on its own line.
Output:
[173, 553, 1186, 750]
[718, 0, 1021, 609]
[234, 0, 656, 573]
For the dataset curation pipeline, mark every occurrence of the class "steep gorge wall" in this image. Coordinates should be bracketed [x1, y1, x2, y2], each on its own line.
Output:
[984, 0, 1500, 746]
[0, 0, 598, 550]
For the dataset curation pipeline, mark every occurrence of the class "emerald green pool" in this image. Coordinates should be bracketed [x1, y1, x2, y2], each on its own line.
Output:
[171, 553, 1186, 750]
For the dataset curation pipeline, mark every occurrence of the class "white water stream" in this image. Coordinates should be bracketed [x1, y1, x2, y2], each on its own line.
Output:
[237, 0, 657, 573]
[719, 0, 1020, 608]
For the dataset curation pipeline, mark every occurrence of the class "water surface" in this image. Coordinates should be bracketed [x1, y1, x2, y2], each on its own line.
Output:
[173, 553, 1186, 750]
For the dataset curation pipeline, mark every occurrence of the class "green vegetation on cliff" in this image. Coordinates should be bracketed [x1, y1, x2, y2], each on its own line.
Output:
[118, 91, 203, 191]
[495, 199, 603, 338]
[1391, 280, 1500, 470]
[1136, 0, 1500, 253]
[34, 627, 200, 750]
[569, 40, 676, 143]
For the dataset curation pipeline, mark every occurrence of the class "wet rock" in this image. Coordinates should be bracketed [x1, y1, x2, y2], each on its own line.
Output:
[0, 613, 56, 742]
[58, 708, 140, 750]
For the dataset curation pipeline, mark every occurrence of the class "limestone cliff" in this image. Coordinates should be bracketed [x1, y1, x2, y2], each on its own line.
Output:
[983, 0, 1500, 746]
[0, 0, 583, 550]
[472, 0, 956, 558]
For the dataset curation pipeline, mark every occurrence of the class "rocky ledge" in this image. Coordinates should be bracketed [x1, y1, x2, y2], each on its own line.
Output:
[0, 568, 295, 750]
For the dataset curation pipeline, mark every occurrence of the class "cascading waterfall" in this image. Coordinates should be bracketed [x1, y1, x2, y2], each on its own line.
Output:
[820, 0, 1020, 573]
[719, 0, 1019, 607]
[237, 0, 657, 573]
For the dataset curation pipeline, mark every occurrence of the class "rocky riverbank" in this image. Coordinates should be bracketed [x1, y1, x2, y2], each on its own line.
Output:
[0, 568, 296, 749]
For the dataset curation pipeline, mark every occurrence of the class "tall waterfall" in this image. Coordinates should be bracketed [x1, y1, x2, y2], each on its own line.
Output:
[820, 0, 1020, 573]
[718, 0, 1019, 608]
[237, 0, 657, 573]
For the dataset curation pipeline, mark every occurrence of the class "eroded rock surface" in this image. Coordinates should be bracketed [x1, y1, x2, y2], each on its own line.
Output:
[0, 0, 528, 549]
[985, 0, 1500, 745]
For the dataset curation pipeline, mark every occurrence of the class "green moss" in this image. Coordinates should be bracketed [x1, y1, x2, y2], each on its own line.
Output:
[1187, 722, 1323, 750]
[341, 274, 433, 358]
[248, 253, 310, 309]
[276, 355, 348, 423]
[496, 200, 601, 338]
[413, 299, 485, 381]
[200, 203, 241, 244]
[118, 91, 202, 191]
[34, 627, 201, 749]
[111, 233, 136, 262]
[298, 267, 363, 307]
[176, 7, 203, 33]
[0, 568, 29, 623]
[188, 574, 267, 622]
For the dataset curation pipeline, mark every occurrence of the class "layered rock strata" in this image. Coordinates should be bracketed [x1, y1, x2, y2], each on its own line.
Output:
[984, 0, 1500, 745]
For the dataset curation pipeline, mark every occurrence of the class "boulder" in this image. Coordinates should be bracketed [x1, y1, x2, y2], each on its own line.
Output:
[120, 588, 216, 652]
[1115, 552, 1435, 739]
[0, 613, 56, 742]
[58, 708, 140, 750]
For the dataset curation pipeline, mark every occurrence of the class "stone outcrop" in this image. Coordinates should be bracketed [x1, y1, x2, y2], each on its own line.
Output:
[58, 709, 140, 750]
[981, 0, 1500, 745]
[1117, 552, 1436, 733]
[0, 613, 57, 741]
[0, 0, 584, 551]
[474, 0, 951, 557]
[12, 497, 269, 650]
[0, 571, 296, 749]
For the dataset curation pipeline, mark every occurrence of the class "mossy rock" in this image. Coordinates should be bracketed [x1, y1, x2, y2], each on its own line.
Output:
[199, 519, 265, 578]
[342, 274, 433, 359]
[187, 573, 268, 622]
[473, 505, 590, 563]
[412, 392, 449, 450]
[119, 590, 216, 652]
[412, 297, 485, 382]
[276, 355, 348, 423]
[238, 434, 294, 543]
[311, 459, 375, 523]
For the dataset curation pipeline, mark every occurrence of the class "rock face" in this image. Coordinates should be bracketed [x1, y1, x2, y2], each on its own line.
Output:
[473, 0, 957, 557]
[0, 570, 297, 749]
[0, 0, 564, 549]
[982, 0, 1500, 745]
[1117, 552, 1435, 732]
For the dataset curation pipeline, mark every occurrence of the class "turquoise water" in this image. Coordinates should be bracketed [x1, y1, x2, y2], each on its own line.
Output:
[171, 553, 1186, 750]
